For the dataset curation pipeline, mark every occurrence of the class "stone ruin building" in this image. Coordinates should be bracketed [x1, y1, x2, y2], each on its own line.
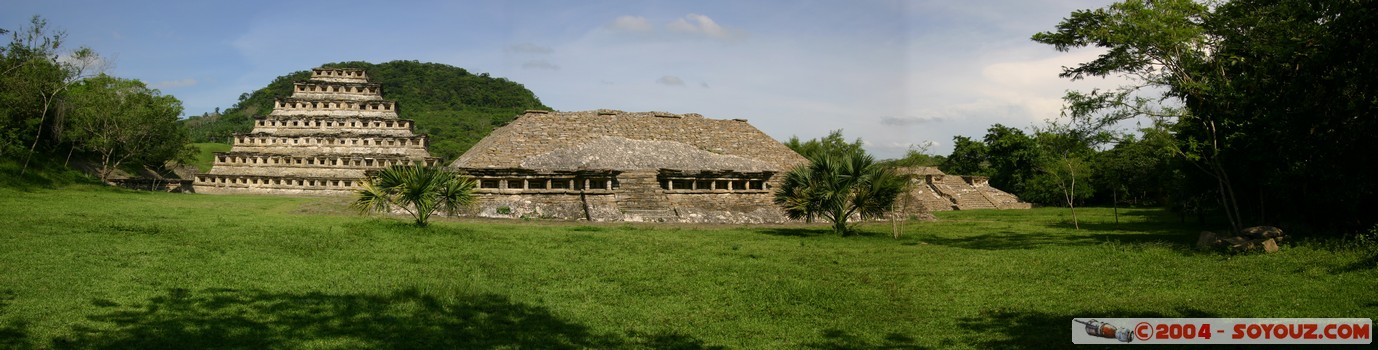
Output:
[194, 67, 440, 195]
[449, 109, 808, 223]
[894, 166, 1031, 212]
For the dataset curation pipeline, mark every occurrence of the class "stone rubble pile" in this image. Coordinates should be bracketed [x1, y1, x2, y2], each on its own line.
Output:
[1197, 226, 1287, 253]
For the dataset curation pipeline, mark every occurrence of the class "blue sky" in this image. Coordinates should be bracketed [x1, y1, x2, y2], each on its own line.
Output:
[3, 0, 1121, 158]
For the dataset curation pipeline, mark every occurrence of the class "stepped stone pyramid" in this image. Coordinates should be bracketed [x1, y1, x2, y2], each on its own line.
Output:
[194, 67, 440, 195]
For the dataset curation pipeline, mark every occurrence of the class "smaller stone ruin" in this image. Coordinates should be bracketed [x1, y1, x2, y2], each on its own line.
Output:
[893, 166, 1031, 212]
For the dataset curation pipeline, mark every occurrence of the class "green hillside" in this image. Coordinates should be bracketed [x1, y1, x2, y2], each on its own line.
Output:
[181, 60, 549, 162]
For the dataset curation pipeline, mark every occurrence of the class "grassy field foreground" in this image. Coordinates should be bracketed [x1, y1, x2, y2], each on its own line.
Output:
[1, 186, 1374, 349]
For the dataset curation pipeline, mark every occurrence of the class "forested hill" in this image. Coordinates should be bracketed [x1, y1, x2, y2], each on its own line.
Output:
[181, 60, 549, 161]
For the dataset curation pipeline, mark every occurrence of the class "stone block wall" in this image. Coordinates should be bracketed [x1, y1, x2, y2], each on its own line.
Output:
[463, 192, 621, 221]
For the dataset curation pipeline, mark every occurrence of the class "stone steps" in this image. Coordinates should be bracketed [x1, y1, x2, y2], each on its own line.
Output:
[914, 183, 957, 211]
[615, 171, 677, 213]
[935, 177, 998, 210]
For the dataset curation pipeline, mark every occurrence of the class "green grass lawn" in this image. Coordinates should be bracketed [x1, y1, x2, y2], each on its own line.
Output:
[1, 186, 1374, 349]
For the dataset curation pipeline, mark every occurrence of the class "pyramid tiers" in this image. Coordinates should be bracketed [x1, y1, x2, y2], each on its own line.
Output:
[194, 67, 439, 195]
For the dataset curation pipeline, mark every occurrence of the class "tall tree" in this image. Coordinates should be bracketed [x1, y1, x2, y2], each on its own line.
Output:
[1033, 0, 1240, 231]
[0, 16, 101, 173]
[784, 130, 866, 160]
[1036, 0, 1378, 234]
[64, 75, 190, 182]
[942, 136, 988, 176]
[1030, 123, 1107, 229]
[982, 124, 1042, 198]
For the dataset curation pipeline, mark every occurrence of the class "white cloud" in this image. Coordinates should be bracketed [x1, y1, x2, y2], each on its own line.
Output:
[150, 78, 199, 89]
[610, 16, 653, 32]
[656, 75, 685, 86]
[975, 49, 1126, 124]
[667, 13, 733, 39]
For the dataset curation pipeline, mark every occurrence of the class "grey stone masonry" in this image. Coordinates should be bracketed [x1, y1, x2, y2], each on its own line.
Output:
[195, 67, 439, 195]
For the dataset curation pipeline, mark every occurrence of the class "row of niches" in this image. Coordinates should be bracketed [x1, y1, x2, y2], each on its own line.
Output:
[294, 83, 378, 95]
[255, 119, 411, 129]
[473, 177, 620, 192]
[660, 178, 767, 192]
[215, 154, 438, 168]
[196, 175, 361, 188]
[312, 69, 365, 79]
[274, 100, 395, 111]
[233, 135, 426, 147]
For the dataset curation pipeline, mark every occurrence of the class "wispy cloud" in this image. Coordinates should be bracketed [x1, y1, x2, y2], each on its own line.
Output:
[656, 75, 685, 86]
[667, 14, 734, 39]
[603, 13, 741, 41]
[506, 43, 554, 54]
[880, 116, 945, 126]
[521, 60, 560, 70]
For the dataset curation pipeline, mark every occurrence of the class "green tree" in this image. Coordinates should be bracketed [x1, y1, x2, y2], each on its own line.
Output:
[982, 124, 1042, 198]
[1091, 126, 1179, 207]
[784, 130, 865, 160]
[1036, 0, 1378, 233]
[64, 74, 189, 182]
[775, 148, 906, 235]
[0, 16, 100, 172]
[353, 165, 477, 227]
[1031, 125, 1106, 229]
[942, 135, 988, 176]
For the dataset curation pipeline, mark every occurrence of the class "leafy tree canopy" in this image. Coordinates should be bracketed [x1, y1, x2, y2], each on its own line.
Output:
[1035, 0, 1378, 234]
[784, 130, 865, 160]
[64, 74, 191, 181]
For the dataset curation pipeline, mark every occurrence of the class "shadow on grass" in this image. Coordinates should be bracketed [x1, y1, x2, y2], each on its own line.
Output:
[0, 290, 35, 350]
[1332, 251, 1378, 273]
[953, 307, 1216, 349]
[803, 329, 928, 349]
[908, 229, 1192, 251]
[47, 288, 716, 349]
[759, 227, 831, 237]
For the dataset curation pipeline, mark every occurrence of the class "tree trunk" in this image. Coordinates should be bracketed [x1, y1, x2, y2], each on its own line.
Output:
[64, 143, 75, 167]
[1065, 156, 1080, 230]
[20, 97, 55, 176]
[1112, 186, 1120, 227]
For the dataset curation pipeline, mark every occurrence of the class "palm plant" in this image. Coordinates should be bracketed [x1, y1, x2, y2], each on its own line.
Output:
[353, 165, 476, 227]
[775, 151, 906, 235]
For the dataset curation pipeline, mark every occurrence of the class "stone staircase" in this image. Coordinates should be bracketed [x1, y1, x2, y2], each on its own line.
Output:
[983, 189, 1032, 209]
[615, 170, 679, 221]
[911, 181, 957, 211]
[934, 176, 998, 210]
